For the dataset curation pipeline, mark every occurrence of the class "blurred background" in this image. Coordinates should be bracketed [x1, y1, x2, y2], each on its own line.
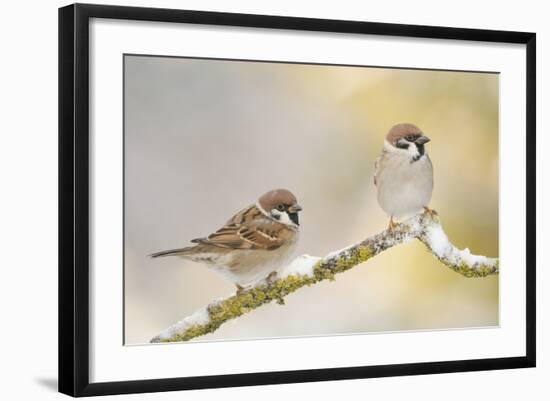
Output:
[124, 55, 499, 345]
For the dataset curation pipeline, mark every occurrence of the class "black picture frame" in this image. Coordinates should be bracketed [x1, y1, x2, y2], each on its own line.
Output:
[59, 3, 536, 397]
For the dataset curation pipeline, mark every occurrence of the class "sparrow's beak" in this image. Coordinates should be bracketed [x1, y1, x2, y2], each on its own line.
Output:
[415, 135, 430, 145]
[288, 204, 302, 213]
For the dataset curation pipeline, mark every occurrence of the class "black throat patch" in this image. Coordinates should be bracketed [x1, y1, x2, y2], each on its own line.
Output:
[289, 212, 299, 226]
[411, 143, 425, 162]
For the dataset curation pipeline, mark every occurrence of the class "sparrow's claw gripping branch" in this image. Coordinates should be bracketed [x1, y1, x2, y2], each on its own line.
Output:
[150, 211, 499, 343]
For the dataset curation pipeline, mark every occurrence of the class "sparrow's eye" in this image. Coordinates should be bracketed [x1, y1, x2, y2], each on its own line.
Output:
[405, 135, 417, 141]
[277, 204, 285, 211]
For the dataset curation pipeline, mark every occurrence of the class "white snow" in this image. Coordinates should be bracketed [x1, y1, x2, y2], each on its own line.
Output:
[456, 247, 490, 266]
[424, 221, 496, 268]
[325, 245, 353, 260]
[394, 233, 416, 246]
[424, 223, 452, 258]
[277, 254, 321, 278]
[406, 215, 423, 235]
[157, 306, 210, 341]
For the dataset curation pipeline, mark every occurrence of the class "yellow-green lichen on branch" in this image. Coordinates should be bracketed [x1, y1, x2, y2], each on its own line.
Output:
[442, 259, 499, 278]
[151, 211, 498, 343]
[151, 250, 376, 343]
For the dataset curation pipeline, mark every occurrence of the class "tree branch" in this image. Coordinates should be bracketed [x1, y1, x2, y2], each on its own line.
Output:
[150, 212, 498, 343]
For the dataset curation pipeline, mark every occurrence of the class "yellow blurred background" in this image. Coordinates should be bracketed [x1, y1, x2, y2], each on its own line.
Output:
[124, 55, 499, 345]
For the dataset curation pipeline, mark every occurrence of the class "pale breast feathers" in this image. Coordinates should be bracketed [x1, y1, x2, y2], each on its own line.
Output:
[374, 156, 381, 186]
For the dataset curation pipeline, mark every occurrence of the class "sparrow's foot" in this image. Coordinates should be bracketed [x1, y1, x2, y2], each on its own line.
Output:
[235, 284, 246, 295]
[266, 271, 278, 285]
[423, 206, 438, 217]
[388, 216, 397, 233]
[266, 272, 285, 305]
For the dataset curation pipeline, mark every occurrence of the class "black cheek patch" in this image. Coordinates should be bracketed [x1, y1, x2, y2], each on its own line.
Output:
[396, 141, 409, 150]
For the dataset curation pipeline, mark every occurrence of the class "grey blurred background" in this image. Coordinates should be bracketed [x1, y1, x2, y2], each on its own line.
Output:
[124, 55, 499, 345]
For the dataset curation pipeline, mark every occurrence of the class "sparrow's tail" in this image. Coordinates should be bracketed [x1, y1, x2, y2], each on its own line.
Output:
[149, 246, 196, 258]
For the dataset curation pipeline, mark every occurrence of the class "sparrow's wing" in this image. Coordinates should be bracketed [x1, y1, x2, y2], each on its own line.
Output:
[192, 205, 285, 251]
[374, 156, 380, 186]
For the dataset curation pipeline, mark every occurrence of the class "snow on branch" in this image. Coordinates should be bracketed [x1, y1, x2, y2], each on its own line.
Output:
[150, 211, 498, 343]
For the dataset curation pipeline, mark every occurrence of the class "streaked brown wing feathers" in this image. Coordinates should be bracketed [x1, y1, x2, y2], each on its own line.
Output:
[193, 205, 284, 250]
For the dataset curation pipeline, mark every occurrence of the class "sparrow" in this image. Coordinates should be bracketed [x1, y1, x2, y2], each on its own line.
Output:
[150, 189, 302, 291]
[374, 123, 434, 230]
